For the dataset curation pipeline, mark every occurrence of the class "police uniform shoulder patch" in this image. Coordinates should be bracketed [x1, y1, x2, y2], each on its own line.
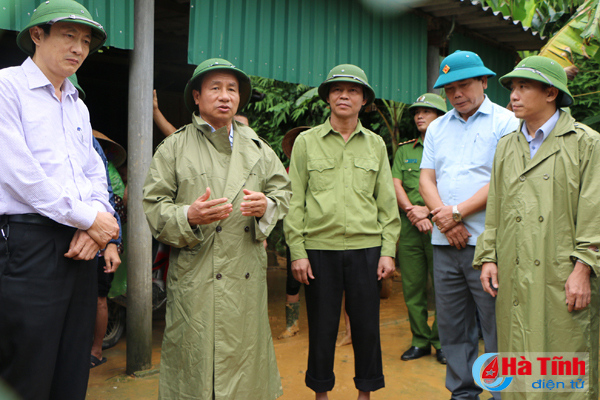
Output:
[398, 138, 417, 146]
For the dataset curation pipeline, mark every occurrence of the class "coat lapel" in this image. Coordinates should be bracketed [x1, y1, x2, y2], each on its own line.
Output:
[223, 123, 261, 202]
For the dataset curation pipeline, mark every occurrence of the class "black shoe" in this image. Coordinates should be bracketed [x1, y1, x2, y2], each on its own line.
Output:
[401, 346, 431, 361]
[436, 348, 447, 364]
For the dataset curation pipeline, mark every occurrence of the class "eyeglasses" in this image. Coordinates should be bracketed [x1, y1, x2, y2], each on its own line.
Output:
[48, 15, 104, 30]
[513, 67, 554, 86]
[329, 74, 367, 86]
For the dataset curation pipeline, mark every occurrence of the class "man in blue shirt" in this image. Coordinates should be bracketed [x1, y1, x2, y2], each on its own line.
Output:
[419, 50, 518, 400]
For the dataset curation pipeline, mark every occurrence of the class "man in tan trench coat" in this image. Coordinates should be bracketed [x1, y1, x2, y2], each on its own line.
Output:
[143, 58, 291, 400]
[474, 56, 600, 399]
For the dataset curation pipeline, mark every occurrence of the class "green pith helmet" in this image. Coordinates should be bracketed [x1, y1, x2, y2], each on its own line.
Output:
[318, 64, 376, 107]
[499, 56, 574, 107]
[17, 0, 107, 57]
[434, 50, 495, 89]
[408, 93, 447, 115]
[67, 73, 85, 100]
[183, 58, 252, 114]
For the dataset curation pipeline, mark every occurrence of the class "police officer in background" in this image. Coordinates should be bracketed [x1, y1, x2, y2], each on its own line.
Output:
[392, 93, 447, 364]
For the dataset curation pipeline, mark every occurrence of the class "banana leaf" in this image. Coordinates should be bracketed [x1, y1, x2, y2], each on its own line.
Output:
[539, 0, 600, 66]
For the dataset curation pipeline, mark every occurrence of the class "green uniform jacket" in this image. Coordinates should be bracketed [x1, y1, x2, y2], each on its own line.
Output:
[284, 118, 400, 261]
[391, 137, 426, 208]
[473, 112, 600, 399]
[143, 115, 291, 400]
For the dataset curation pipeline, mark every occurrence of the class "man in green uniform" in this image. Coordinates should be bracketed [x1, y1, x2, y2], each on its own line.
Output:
[143, 58, 291, 400]
[391, 93, 446, 364]
[474, 56, 600, 399]
[284, 64, 400, 400]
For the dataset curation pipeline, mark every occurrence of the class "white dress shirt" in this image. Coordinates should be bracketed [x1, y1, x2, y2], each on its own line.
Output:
[0, 58, 113, 230]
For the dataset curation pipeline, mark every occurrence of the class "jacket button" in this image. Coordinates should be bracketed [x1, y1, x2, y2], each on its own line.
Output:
[543, 174, 549, 180]
[216, 226, 222, 233]
[516, 217, 521, 222]
[539, 216, 544, 222]
[216, 273, 222, 280]
[534, 260, 540, 266]
[245, 273, 250, 279]
[516, 258, 519, 264]
[519, 175, 526, 182]
[244, 226, 250, 232]
[513, 300, 519, 306]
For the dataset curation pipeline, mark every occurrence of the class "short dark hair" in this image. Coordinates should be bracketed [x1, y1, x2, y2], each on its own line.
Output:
[236, 111, 248, 119]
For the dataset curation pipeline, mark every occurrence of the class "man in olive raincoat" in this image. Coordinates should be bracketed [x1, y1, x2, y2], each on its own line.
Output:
[143, 58, 291, 400]
[474, 56, 600, 399]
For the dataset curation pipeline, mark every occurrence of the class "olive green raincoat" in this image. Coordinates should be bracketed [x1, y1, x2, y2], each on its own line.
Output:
[473, 112, 600, 399]
[143, 115, 291, 400]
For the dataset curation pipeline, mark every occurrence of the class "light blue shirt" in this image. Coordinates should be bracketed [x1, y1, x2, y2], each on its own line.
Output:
[421, 96, 519, 246]
[521, 110, 559, 159]
[0, 58, 113, 229]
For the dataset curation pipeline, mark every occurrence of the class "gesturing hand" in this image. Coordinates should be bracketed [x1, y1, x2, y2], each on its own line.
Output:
[187, 187, 232, 226]
[240, 189, 268, 218]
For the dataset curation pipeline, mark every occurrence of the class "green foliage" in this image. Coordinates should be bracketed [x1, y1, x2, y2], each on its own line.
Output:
[569, 55, 600, 130]
[245, 76, 330, 167]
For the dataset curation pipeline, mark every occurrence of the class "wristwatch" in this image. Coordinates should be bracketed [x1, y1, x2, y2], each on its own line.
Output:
[452, 205, 463, 222]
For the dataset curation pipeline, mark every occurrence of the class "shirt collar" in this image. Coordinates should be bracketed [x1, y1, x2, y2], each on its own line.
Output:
[321, 117, 364, 138]
[449, 94, 492, 121]
[521, 109, 560, 143]
[22, 57, 78, 100]
[413, 136, 424, 148]
[198, 114, 235, 137]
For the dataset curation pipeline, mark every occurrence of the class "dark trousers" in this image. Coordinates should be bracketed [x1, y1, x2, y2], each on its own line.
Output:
[285, 246, 301, 296]
[0, 218, 97, 400]
[304, 247, 384, 393]
[433, 245, 499, 400]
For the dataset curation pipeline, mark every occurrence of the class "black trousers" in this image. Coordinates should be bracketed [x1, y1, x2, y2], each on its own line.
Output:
[0, 218, 97, 400]
[285, 245, 301, 296]
[304, 247, 384, 393]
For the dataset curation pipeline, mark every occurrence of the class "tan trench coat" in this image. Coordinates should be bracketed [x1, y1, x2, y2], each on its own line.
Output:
[473, 112, 600, 399]
[143, 115, 290, 400]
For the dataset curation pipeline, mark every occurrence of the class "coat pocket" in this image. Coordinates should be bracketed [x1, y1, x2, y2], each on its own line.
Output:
[353, 158, 379, 193]
[307, 158, 336, 191]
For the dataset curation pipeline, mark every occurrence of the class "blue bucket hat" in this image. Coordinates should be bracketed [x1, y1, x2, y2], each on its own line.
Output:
[434, 50, 496, 89]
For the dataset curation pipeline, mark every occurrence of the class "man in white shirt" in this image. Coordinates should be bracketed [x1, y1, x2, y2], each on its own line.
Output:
[0, 2, 118, 399]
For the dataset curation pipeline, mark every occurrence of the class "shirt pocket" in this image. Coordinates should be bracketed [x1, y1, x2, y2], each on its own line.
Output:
[353, 158, 379, 193]
[400, 163, 420, 190]
[307, 158, 336, 192]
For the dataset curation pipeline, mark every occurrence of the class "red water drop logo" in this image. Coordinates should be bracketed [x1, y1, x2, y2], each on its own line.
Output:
[482, 356, 499, 383]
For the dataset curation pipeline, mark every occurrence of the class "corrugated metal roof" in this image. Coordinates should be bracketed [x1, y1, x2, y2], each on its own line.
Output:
[415, 0, 546, 51]
[449, 32, 515, 106]
[188, 0, 428, 104]
[0, 0, 134, 50]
